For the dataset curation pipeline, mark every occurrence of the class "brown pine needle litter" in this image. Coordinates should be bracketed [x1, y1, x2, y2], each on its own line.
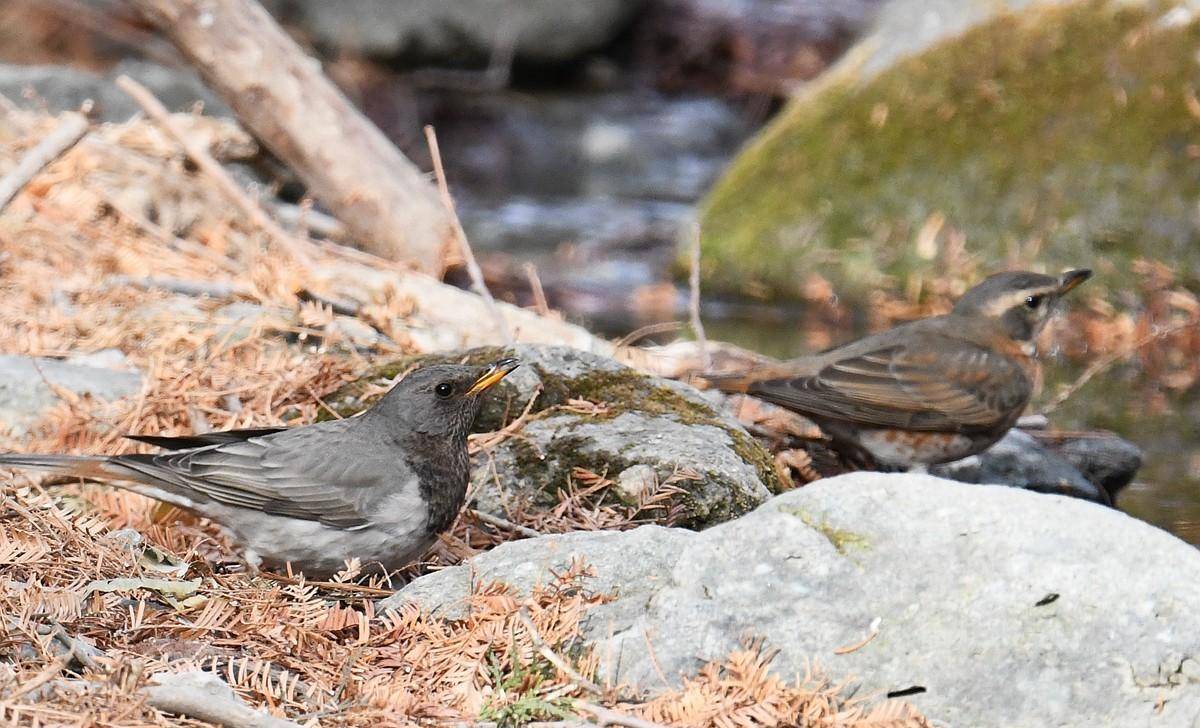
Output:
[0, 106, 941, 725]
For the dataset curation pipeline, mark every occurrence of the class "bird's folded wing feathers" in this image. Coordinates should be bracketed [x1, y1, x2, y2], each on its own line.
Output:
[124, 426, 289, 451]
[750, 338, 1031, 431]
[115, 422, 379, 529]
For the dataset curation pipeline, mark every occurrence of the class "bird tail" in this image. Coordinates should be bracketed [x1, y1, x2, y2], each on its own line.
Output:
[694, 370, 755, 393]
[696, 361, 812, 393]
[0, 453, 119, 480]
[0, 453, 199, 512]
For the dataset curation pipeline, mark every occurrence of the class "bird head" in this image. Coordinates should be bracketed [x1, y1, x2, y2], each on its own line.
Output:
[951, 269, 1091, 343]
[371, 358, 521, 438]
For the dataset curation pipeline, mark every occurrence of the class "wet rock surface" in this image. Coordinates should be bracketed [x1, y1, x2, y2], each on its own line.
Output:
[1048, 432, 1145, 502]
[326, 344, 779, 529]
[930, 428, 1113, 504]
[386, 472, 1200, 727]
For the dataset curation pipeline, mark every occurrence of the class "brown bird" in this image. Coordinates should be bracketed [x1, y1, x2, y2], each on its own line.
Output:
[709, 270, 1092, 469]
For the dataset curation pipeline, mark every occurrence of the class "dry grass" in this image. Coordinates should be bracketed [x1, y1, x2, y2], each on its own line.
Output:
[0, 106, 933, 726]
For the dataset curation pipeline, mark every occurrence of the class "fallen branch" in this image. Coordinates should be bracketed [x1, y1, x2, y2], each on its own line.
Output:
[142, 671, 302, 728]
[105, 275, 253, 300]
[115, 74, 313, 269]
[0, 111, 89, 213]
[127, 0, 450, 270]
[270, 200, 348, 241]
[256, 571, 395, 597]
[5, 619, 105, 700]
[425, 125, 512, 344]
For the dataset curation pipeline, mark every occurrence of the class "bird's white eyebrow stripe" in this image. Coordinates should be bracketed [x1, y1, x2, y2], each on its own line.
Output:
[980, 286, 1058, 316]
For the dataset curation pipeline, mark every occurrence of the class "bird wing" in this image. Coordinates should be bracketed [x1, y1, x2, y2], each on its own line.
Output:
[124, 427, 289, 450]
[113, 419, 386, 529]
[749, 335, 1032, 432]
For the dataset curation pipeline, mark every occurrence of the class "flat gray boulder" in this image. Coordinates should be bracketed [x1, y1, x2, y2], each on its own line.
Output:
[387, 473, 1200, 727]
[0, 355, 142, 436]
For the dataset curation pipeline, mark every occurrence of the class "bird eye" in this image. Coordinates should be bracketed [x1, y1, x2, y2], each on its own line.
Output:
[435, 382, 454, 398]
[1024, 295, 1044, 310]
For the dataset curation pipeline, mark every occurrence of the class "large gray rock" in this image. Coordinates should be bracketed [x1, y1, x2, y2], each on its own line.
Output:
[0, 355, 143, 436]
[327, 344, 778, 528]
[269, 0, 642, 62]
[387, 473, 1200, 727]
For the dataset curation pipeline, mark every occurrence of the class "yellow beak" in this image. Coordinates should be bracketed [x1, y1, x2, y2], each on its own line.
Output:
[466, 358, 521, 396]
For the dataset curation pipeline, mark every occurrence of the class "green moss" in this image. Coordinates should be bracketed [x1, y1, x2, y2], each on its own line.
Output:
[698, 0, 1200, 302]
[782, 506, 870, 554]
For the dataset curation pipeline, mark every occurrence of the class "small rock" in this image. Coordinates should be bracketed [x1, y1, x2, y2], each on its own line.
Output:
[931, 429, 1107, 503]
[0, 355, 143, 436]
[615, 463, 657, 503]
[67, 349, 133, 372]
[1049, 434, 1144, 501]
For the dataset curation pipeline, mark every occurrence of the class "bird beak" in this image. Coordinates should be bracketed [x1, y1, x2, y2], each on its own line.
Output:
[1057, 268, 1092, 295]
[466, 358, 521, 395]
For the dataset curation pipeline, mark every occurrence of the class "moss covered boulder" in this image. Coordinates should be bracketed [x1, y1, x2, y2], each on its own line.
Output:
[698, 0, 1200, 302]
[325, 345, 779, 529]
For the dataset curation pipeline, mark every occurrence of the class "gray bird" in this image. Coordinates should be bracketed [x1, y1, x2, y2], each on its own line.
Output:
[0, 358, 520, 577]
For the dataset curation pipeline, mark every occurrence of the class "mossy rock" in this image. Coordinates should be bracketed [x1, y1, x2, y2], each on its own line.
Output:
[325, 345, 780, 529]
[697, 0, 1200, 302]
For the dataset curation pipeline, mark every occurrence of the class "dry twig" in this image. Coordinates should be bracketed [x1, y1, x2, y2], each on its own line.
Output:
[469, 509, 542, 539]
[0, 111, 88, 213]
[424, 124, 512, 343]
[517, 609, 605, 696]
